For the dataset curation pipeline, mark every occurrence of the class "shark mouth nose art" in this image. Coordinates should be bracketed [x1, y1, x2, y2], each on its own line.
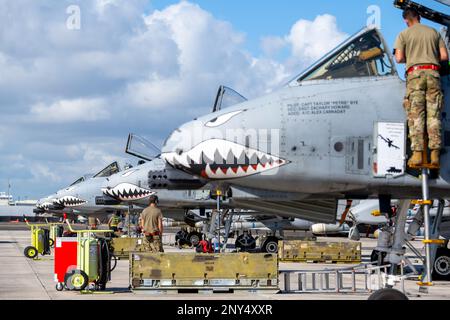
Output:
[54, 196, 87, 207]
[101, 183, 155, 201]
[162, 139, 289, 179]
[37, 202, 53, 210]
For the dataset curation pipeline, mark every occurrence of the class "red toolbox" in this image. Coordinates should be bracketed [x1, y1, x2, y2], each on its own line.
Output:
[54, 237, 78, 289]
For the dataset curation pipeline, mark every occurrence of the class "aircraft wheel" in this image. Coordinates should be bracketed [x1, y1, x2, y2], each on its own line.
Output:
[188, 232, 202, 247]
[368, 288, 408, 300]
[433, 248, 450, 281]
[370, 250, 387, 266]
[261, 237, 279, 254]
[64, 269, 89, 291]
[55, 282, 64, 291]
[24, 246, 38, 259]
[235, 234, 256, 252]
[175, 230, 190, 246]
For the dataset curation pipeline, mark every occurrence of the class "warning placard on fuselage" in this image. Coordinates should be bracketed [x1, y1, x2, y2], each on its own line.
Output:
[373, 122, 406, 178]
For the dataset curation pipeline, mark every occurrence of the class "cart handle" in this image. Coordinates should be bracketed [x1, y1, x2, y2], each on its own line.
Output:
[65, 219, 113, 234]
[23, 216, 50, 228]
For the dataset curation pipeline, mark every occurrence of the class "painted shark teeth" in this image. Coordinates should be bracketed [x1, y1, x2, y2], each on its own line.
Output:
[101, 183, 155, 201]
[54, 196, 87, 207]
[162, 139, 289, 180]
[36, 201, 53, 210]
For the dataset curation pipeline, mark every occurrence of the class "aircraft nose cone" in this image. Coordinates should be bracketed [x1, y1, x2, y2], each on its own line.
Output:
[161, 120, 204, 165]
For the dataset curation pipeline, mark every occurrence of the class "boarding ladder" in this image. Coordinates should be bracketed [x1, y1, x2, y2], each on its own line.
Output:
[280, 264, 411, 294]
[408, 145, 445, 287]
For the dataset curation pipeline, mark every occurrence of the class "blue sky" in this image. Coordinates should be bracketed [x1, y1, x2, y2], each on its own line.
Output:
[152, 0, 448, 57]
[0, 0, 448, 199]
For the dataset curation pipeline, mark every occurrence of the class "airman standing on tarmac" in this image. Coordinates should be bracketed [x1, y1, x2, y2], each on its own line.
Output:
[108, 212, 121, 232]
[394, 8, 449, 167]
[139, 195, 164, 253]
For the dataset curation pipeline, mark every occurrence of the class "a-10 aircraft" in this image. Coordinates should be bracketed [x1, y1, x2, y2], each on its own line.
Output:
[159, 0, 450, 282]
[161, 27, 450, 210]
[35, 159, 218, 221]
[36, 157, 360, 251]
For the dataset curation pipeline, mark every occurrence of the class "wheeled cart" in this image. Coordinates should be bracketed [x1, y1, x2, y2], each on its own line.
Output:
[54, 221, 116, 292]
[23, 218, 52, 259]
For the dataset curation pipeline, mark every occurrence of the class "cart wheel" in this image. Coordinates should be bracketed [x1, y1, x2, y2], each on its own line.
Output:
[24, 246, 38, 259]
[49, 238, 55, 247]
[55, 282, 64, 291]
[64, 269, 89, 291]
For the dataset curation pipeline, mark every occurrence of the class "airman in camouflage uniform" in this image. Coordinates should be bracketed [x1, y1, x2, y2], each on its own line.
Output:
[394, 8, 448, 166]
[139, 195, 164, 253]
[403, 69, 443, 152]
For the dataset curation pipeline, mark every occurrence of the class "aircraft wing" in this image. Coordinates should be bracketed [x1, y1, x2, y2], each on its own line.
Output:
[230, 198, 337, 224]
[435, 0, 450, 6]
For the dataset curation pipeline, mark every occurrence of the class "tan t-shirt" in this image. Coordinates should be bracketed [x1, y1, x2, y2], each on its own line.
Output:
[394, 23, 446, 70]
[140, 206, 162, 234]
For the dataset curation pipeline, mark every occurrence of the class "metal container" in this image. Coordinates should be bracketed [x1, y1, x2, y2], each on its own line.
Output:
[111, 237, 145, 259]
[130, 252, 278, 292]
[278, 240, 361, 264]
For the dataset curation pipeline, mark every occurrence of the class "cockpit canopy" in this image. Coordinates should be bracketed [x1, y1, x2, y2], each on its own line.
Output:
[126, 134, 161, 161]
[69, 174, 93, 187]
[93, 162, 121, 178]
[292, 28, 395, 84]
[212, 85, 247, 113]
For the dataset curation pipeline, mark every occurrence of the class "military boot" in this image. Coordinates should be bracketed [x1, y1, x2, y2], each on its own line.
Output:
[430, 150, 440, 167]
[408, 151, 423, 167]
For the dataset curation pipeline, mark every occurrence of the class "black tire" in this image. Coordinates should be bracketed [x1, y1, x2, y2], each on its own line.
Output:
[432, 248, 450, 281]
[175, 230, 190, 246]
[64, 269, 89, 291]
[49, 238, 55, 247]
[55, 282, 64, 291]
[261, 237, 279, 254]
[235, 234, 256, 252]
[371, 250, 387, 266]
[24, 246, 38, 259]
[188, 232, 202, 247]
[368, 288, 408, 300]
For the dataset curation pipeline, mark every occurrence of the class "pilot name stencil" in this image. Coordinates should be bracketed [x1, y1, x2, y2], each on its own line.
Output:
[287, 100, 358, 116]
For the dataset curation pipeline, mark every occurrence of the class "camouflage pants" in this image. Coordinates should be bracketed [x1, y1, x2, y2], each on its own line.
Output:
[403, 69, 443, 151]
[143, 235, 164, 253]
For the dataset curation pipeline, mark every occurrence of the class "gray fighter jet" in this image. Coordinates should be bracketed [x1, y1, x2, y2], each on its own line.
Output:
[160, 0, 450, 282]
[161, 24, 450, 221]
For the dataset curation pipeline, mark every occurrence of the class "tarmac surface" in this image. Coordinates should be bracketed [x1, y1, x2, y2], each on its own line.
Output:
[1, 225, 450, 300]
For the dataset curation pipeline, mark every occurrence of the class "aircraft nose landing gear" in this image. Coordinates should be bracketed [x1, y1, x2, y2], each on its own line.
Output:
[235, 232, 256, 252]
[433, 248, 450, 281]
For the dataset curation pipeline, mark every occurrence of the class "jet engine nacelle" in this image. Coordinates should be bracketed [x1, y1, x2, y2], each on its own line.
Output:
[148, 167, 206, 190]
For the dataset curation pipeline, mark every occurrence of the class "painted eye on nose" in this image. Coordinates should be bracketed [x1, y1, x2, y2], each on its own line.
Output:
[205, 110, 245, 128]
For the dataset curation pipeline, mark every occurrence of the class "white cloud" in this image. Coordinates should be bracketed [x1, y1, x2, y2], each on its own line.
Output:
[30, 98, 110, 123]
[259, 14, 348, 72]
[286, 14, 348, 64]
[261, 36, 287, 58]
[0, 1, 348, 198]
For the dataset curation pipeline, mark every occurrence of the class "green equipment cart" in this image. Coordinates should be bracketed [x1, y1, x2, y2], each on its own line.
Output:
[63, 220, 117, 291]
[23, 218, 52, 259]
